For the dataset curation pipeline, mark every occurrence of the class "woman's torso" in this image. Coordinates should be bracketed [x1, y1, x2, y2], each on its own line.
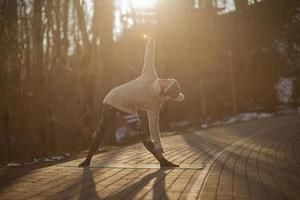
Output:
[103, 77, 161, 114]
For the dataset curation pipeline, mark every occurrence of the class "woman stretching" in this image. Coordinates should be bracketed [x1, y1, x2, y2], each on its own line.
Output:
[79, 38, 185, 167]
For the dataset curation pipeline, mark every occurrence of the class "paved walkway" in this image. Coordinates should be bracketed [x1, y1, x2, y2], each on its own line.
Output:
[0, 115, 299, 200]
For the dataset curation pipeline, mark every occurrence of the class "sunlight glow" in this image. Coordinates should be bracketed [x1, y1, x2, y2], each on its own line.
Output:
[143, 34, 148, 39]
[127, 0, 157, 10]
[118, 0, 156, 13]
[114, 0, 157, 40]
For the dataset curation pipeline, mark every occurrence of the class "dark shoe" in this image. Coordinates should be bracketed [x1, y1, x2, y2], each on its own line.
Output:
[159, 158, 179, 168]
[78, 159, 91, 167]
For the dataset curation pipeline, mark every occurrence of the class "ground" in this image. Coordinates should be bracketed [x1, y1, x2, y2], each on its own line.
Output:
[0, 115, 299, 200]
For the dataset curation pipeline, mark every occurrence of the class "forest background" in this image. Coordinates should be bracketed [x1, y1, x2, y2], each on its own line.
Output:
[1, 0, 299, 163]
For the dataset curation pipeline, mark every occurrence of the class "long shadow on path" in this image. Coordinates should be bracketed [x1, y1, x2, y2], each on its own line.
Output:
[79, 167, 101, 200]
[99, 168, 170, 200]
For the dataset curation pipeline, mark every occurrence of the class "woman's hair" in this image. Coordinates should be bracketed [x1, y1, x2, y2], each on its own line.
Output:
[160, 79, 185, 102]
[164, 81, 180, 98]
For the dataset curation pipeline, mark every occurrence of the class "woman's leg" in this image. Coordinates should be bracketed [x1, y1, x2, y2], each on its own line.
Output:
[136, 110, 179, 167]
[79, 104, 117, 167]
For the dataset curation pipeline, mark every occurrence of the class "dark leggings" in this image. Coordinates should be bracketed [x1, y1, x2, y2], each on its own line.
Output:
[89, 104, 151, 157]
[84, 104, 178, 167]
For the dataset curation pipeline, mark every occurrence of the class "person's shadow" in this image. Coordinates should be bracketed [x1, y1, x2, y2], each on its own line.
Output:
[79, 167, 101, 200]
[80, 168, 170, 200]
[108, 168, 170, 200]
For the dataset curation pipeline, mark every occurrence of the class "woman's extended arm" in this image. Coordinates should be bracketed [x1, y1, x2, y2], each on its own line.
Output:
[141, 38, 158, 79]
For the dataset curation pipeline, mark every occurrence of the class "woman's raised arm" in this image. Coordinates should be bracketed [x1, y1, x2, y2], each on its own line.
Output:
[141, 38, 158, 79]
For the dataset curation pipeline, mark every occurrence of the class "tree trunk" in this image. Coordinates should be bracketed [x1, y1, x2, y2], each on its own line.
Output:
[0, 0, 19, 162]
[234, 0, 248, 12]
[98, 0, 115, 145]
[32, 0, 49, 156]
[75, 0, 93, 146]
[63, 0, 70, 61]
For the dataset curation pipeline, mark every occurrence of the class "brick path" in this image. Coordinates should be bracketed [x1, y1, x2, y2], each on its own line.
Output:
[0, 115, 299, 200]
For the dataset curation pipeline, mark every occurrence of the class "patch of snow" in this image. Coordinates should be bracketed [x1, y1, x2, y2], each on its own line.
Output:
[257, 113, 274, 119]
[225, 112, 274, 125]
[7, 162, 21, 167]
[277, 107, 297, 115]
[225, 117, 237, 124]
[51, 156, 64, 161]
[240, 113, 258, 121]
[115, 127, 128, 142]
[24, 158, 40, 165]
[6, 153, 70, 166]
[276, 77, 294, 103]
[201, 124, 208, 128]
[276, 39, 288, 55]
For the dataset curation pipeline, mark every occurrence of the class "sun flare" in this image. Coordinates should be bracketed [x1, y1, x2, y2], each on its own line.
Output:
[130, 0, 156, 9]
[124, 0, 157, 10]
[143, 34, 149, 40]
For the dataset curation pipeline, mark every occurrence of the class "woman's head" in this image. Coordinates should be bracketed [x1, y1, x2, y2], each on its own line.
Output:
[159, 78, 185, 102]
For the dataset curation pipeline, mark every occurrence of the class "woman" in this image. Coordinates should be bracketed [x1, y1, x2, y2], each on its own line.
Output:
[79, 38, 185, 167]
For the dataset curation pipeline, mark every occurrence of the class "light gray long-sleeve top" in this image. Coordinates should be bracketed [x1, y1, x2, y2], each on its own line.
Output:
[103, 38, 166, 150]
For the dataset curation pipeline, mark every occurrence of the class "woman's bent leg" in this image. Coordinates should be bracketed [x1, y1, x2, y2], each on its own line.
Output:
[79, 104, 117, 167]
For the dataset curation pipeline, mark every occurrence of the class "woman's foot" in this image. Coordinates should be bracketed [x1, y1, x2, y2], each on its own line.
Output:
[155, 153, 179, 168]
[143, 144, 179, 168]
[159, 158, 179, 168]
[78, 158, 91, 167]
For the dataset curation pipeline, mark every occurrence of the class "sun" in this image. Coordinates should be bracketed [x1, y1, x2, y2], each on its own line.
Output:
[116, 0, 157, 40]
[127, 0, 157, 10]
[118, 0, 157, 13]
